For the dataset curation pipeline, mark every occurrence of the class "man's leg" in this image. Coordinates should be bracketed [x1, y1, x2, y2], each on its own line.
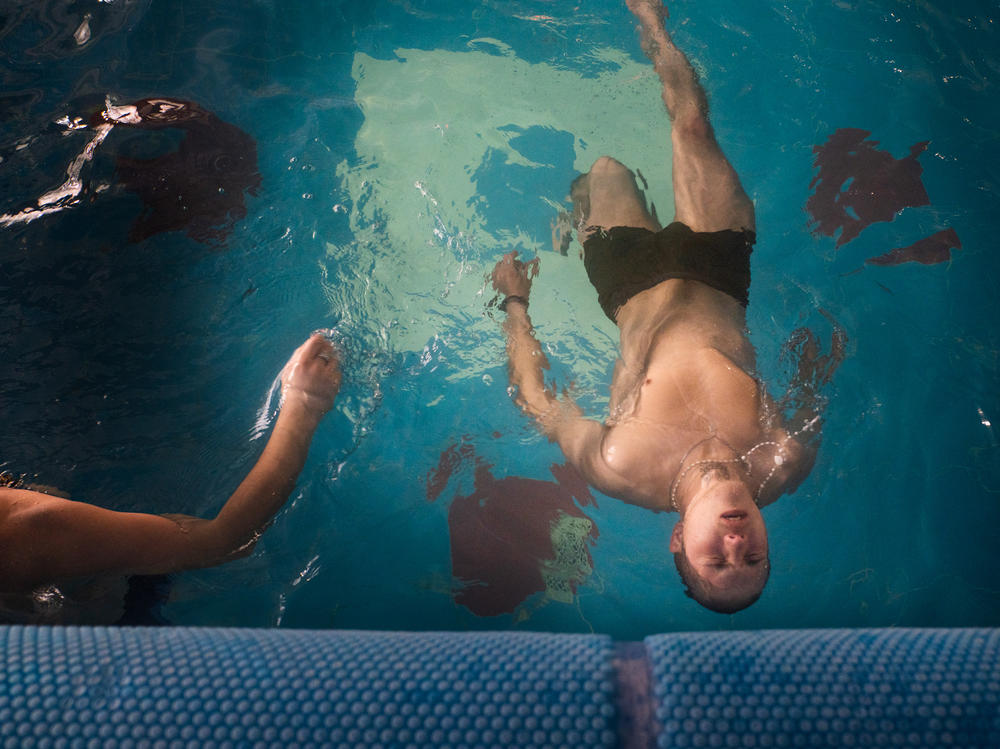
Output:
[572, 156, 661, 244]
[629, 0, 755, 234]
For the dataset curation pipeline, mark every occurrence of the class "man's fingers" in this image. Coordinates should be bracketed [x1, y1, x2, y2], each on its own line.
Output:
[284, 335, 340, 382]
[493, 251, 519, 272]
[300, 335, 324, 356]
[501, 250, 519, 265]
[309, 332, 337, 355]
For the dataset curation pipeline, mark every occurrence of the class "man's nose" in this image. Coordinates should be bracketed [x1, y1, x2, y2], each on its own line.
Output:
[724, 533, 747, 549]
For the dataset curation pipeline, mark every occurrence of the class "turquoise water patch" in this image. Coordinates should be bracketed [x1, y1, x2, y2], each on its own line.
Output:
[0, 0, 998, 637]
[331, 42, 668, 356]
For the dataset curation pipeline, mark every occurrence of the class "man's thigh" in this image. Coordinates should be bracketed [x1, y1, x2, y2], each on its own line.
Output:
[579, 157, 661, 239]
[670, 124, 755, 234]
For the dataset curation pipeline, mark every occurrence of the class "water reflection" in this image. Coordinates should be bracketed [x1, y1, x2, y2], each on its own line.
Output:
[427, 442, 598, 620]
[808, 127, 962, 266]
[1, 96, 260, 247]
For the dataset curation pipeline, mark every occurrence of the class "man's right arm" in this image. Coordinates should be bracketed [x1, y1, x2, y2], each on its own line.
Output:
[491, 251, 556, 420]
[499, 300, 560, 420]
[491, 252, 632, 497]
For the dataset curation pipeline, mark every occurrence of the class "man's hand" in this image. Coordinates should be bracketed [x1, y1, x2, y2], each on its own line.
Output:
[491, 251, 539, 299]
[279, 333, 342, 416]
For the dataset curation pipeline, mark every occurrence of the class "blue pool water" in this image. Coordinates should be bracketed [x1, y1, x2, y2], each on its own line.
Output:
[1, 0, 998, 638]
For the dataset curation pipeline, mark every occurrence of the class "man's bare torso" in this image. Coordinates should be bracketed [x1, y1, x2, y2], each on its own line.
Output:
[590, 279, 801, 510]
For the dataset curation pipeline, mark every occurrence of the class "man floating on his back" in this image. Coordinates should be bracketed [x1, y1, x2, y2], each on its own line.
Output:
[491, 0, 844, 613]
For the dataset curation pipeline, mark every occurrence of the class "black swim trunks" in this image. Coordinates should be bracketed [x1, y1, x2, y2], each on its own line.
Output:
[582, 221, 754, 321]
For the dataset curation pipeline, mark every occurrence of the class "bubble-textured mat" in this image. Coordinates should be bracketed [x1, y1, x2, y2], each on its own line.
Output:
[3, 626, 1000, 748]
[644, 628, 1000, 748]
[0, 627, 616, 748]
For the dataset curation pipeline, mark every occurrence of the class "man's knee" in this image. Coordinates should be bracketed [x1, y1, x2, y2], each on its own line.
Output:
[588, 155, 632, 179]
[670, 112, 715, 146]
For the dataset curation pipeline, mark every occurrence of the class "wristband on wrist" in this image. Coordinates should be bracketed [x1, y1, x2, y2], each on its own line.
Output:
[498, 295, 529, 312]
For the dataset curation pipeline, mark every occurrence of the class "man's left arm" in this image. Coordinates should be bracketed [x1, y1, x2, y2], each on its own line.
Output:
[491, 252, 632, 497]
[756, 428, 817, 507]
[758, 315, 847, 505]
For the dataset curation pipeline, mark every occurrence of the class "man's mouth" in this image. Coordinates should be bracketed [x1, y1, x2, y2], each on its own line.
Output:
[720, 510, 748, 521]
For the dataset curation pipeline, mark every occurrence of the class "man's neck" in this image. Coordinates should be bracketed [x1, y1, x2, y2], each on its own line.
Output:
[672, 437, 750, 513]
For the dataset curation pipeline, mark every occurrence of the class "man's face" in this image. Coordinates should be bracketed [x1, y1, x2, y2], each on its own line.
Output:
[670, 478, 769, 591]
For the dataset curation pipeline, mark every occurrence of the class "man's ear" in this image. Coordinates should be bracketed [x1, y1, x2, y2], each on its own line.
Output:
[669, 521, 683, 553]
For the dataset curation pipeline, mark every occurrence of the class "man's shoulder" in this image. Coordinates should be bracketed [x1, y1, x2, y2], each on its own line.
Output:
[585, 419, 679, 510]
[0, 486, 23, 522]
[0, 487, 77, 536]
[753, 426, 818, 506]
[548, 417, 639, 501]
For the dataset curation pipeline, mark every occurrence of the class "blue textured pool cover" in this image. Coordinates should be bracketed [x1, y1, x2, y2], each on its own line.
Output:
[4, 626, 1000, 747]
[645, 628, 1000, 748]
[0, 626, 616, 748]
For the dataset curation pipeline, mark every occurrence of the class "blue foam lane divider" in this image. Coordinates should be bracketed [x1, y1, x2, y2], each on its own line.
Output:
[612, 642, 659, 749]
[644, 628, 1000, 748]
[4, 626, 1000, 748]
[0, 626, 617, 748]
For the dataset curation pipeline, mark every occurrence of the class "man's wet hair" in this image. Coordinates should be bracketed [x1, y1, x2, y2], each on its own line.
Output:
[673, 548, 769, 614]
